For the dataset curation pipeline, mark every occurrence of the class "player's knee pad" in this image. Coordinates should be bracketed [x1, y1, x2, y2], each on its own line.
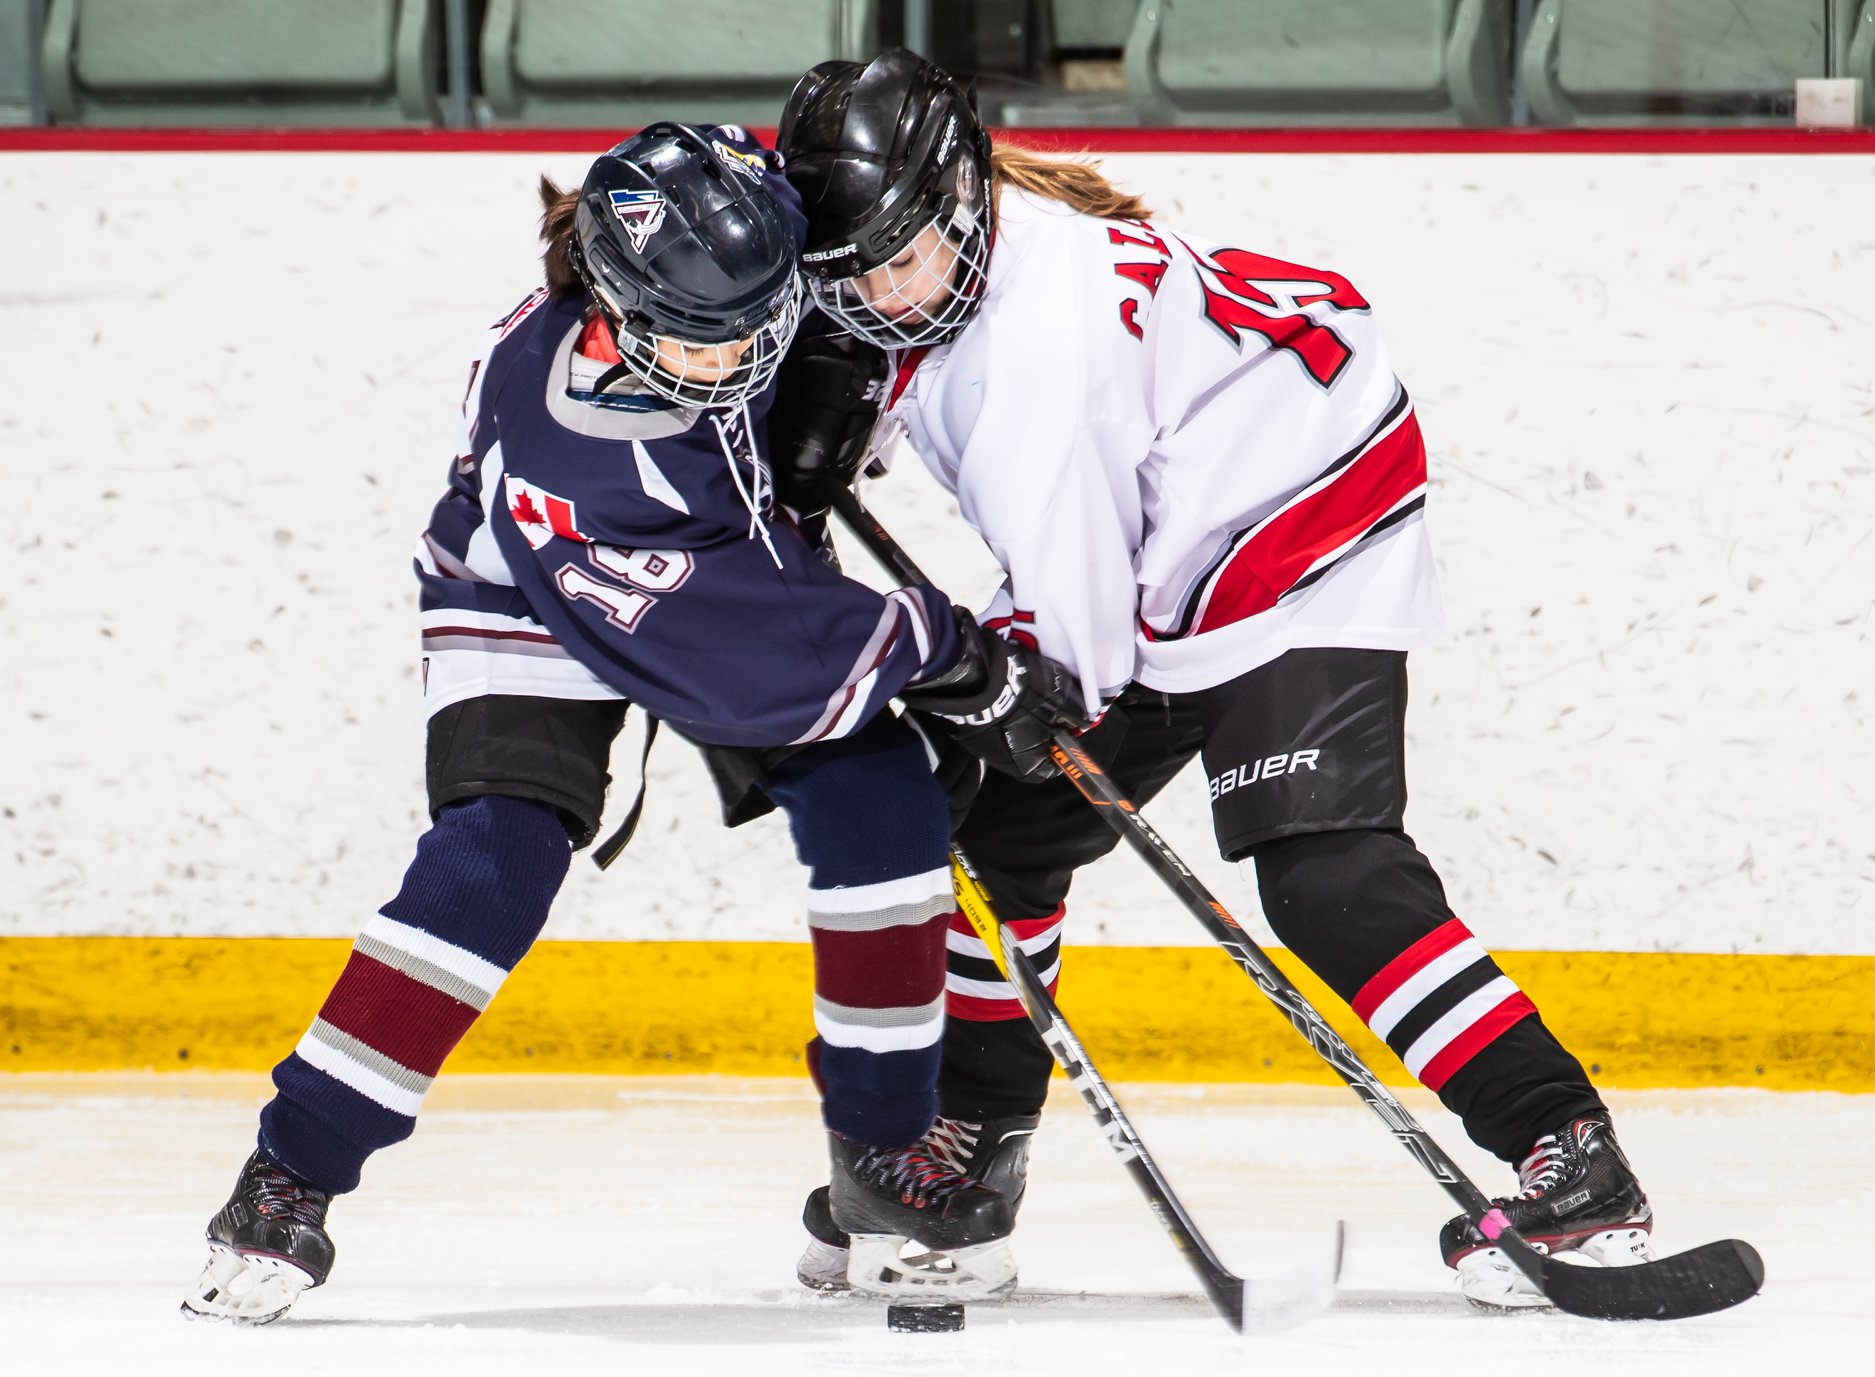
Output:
[1247, 827, 1455, 999]
[379, 793, 572, 967]
[767, 714, 951, 883]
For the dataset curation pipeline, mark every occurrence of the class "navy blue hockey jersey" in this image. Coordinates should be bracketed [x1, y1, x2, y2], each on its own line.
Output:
[415, 151, 957, 747]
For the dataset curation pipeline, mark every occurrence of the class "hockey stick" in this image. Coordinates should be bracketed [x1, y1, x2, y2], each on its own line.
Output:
[947, 844, 1343, 1334]
[833, 487, 1763, 1322]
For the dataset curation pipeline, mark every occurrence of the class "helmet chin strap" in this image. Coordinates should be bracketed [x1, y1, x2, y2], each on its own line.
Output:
[588, 358, 650, 395]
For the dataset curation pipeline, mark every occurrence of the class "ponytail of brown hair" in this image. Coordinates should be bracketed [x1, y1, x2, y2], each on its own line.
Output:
[988, 146, 1152, 221]
[538, 174, 584, 299]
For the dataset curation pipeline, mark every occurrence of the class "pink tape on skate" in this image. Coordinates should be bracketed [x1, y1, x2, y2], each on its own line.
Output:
[1479, 1209, 1511, 1241]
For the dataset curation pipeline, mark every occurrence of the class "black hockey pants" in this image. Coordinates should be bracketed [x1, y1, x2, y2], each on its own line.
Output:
[938, 651, 1604, 1164]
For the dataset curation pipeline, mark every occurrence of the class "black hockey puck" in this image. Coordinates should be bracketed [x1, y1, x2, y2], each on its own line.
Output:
[886, 1303, 965, 1333]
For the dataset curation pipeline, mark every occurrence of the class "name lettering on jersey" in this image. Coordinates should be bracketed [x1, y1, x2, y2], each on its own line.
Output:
[608, 189, 668, 253]
[1208, 749, 1322, 800]
[506, 475, 590, 550]
[711, 139, 767, 183]
[1108, 222, 1173, 342]
[1180, 239, 1370, 389]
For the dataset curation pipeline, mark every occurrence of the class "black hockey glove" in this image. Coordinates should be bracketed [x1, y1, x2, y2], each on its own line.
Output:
[900, 611, 1092, 780]
[766, 327, 889, 517]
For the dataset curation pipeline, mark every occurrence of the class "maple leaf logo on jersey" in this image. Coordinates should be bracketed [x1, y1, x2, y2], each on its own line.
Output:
[506, 475, 590, 550]
[608, 189, 668, 253]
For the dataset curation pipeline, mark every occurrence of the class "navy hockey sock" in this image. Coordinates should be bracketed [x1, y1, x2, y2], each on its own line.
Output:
[258, 794, 571, 1193]
[767, 716, 955, 1149]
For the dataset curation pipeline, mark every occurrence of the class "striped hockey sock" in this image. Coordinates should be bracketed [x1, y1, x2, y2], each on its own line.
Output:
[1350, 917, 1539, 1093]
[807, 866, 953, 1144]
[258, 794, 570, 1193]
[767, 716, 956, 1149]
[942, 903, 1064, 1021]
[1253, 828, 1597, 1159]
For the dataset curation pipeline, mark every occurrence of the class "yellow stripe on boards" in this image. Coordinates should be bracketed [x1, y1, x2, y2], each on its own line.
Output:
[3, 937, 1870, 1090]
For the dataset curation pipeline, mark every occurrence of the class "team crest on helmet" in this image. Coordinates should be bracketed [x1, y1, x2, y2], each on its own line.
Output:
[607, 189, 668, 253]
[711, 139, 767, 183]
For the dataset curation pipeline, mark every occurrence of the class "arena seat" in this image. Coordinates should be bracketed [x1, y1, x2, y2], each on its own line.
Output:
[1122, 0, 1514, 127]
[1519, 0, 1866, 125]
[479, 0, 874, 128]
[40, 0, 440, 126]
[1854, 4, 1875, 110]
[1049, 0, 1138, 54]
[1, 0, 40, 125]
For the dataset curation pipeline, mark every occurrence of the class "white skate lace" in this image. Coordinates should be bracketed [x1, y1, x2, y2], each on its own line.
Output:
[1513, 1134, 1569, 1199]
[920, 1118, 983, 1177]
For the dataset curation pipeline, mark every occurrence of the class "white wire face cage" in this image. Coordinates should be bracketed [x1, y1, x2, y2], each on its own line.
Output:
[808, 200, 991, 350]
[612, 274, 803, 409]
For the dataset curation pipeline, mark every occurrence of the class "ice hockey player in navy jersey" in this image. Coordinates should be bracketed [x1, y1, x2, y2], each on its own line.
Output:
[181, 121, 1087, 1324]
[776, 52, 1654, 1309]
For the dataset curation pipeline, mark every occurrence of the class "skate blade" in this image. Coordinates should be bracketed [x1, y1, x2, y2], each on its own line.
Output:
[846, 1233, 1017, 1303]
[180, 1243, 316, 1325]
[1456, 1227, 1654, 1310]
[797, 1237, 853, 1293]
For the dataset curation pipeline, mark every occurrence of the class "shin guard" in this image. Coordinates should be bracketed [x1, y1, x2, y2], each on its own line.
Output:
[259, 794, 571, 1192]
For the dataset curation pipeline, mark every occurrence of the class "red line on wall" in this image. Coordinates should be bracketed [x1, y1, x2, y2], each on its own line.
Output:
[2, 127, 1874, 156]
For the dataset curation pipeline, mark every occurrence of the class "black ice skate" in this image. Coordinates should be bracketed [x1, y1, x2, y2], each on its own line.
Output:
[1440, 1112, 1653, 1309]
[821, 1130, 1018, 1302]
[180, 1149, 336, 1324]
[798, 1113, 1038, 1292]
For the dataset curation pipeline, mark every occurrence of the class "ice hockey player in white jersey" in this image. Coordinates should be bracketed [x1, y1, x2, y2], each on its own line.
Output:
[774, 51, 1654, 1308]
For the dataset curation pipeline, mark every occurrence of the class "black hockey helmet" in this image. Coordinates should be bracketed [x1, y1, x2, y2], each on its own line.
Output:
[778, 49, 992, 349]
[569, 122, 802, 407]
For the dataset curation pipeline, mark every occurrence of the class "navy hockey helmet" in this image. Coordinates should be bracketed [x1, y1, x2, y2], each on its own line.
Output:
[778, 49, 992, 349]
[570, 122, 802, 407]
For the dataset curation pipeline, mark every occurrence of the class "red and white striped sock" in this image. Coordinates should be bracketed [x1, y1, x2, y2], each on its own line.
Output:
[1351, 917, 1538, 1092]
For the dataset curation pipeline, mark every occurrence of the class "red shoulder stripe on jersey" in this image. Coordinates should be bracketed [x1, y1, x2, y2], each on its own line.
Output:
[1189, 402, 1427, 635]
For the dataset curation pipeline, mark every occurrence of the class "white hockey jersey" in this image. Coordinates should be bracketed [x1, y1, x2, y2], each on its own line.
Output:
[887, 187, 1444, 714]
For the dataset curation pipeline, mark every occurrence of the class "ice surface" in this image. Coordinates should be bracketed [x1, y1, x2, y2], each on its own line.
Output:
[0, 1075, 1866, 1375]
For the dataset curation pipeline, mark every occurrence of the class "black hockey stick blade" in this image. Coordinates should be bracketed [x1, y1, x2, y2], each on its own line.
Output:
[1535, 1237, 1763, 1321]
[1232, 1219, 1345, 1333]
